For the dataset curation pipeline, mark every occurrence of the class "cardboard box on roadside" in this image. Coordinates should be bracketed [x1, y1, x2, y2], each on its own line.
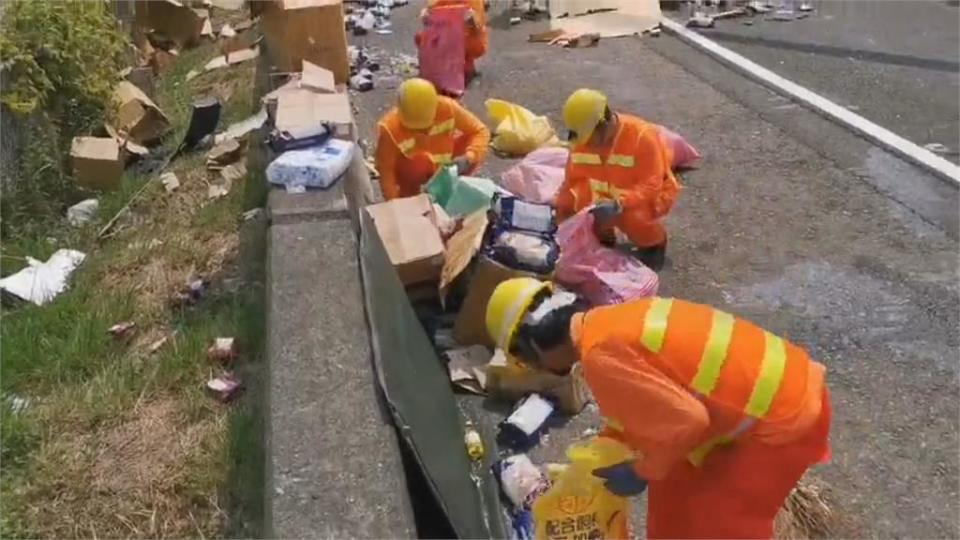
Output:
[453, 255, 552, 348]
[71, 137, 124, 191]
[134, 0, 208, 48]
[366, 195, 445, 287]
[260, 0, 350, 83]
[112, 81, 171, 145]
[274, 88, 354, 141]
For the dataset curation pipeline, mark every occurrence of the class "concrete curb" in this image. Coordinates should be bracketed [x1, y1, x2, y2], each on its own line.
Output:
[660, 18, 960, 186]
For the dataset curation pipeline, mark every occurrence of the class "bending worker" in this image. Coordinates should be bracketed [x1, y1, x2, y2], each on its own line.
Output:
[375, 78, 490, 200]
[556, 89, 681, 270]
[486, 279, 832, 539]
[418, 0, 489, 80]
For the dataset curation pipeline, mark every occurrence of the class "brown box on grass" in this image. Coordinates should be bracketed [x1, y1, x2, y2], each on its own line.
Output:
[365, 195, 445, 287]
[260, 0, 350, 83]
[112, 81, 171, 145]
[71, 137, 124, 191]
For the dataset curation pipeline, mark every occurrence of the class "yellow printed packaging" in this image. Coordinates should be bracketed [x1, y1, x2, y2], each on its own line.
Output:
[532, 437, 634, 539]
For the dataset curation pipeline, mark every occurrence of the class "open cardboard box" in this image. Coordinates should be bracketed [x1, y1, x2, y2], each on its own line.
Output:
[71, 137, 124, 191]
[366, 195, 445, 287]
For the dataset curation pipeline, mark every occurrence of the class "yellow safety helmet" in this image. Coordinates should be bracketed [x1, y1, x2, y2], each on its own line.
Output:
[485, 278, 554, 351]
[562, 88, 608, 145]
[398, 78, 439, 130]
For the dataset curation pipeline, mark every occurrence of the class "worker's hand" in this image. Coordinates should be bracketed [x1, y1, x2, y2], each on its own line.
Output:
[593, 461, 648, 497]
[452, 155, 472, 175]
[590, 200, 622, 225]
[465, 8, 477, 28]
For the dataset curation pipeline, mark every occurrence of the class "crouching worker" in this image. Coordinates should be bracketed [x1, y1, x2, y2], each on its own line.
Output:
[486, 279, 833, 539]
[417, 0, 489, 80]
[556, 89, 681, 270]
[375, 78, 490, 200]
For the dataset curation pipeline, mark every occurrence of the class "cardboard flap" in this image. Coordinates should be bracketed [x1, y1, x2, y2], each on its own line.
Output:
[275, 90, 352, 136]
[301, 60, 336, 93]
[439, 211, 488, 299]
[71, 137, 121, 160]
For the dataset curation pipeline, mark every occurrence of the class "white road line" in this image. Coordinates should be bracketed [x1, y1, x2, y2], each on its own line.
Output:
[660, 18, 960, 185]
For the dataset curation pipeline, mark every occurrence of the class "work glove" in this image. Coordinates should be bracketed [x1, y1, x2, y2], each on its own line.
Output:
[453, 155, 472, 175]
[590, 200, 622, 225]
[592, 461, 648, 497]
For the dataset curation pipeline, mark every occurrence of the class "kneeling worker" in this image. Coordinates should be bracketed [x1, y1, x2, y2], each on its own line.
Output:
[486, 278, 832, 539]
[556, 89, 681, 269]
[375, 78, 490, 200]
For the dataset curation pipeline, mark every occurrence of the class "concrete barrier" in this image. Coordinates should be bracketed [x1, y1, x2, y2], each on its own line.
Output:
[264, 178, 415, 538]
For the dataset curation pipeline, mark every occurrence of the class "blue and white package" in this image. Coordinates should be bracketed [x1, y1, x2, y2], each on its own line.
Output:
[266, 139, 355, 190]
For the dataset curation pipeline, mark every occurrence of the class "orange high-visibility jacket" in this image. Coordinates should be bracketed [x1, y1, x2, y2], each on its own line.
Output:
[375, 96, 490, 200]
[556, 113, 681, 222]
[427, 0, 489, 61]
[571, 297, 826, 481]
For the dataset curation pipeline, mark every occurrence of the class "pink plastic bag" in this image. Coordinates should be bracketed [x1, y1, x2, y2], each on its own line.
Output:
[499, 147, 568, 204]
[555, 209, 659, 306]
[417, 6, 466, 97]
[656, 124, 701, 169]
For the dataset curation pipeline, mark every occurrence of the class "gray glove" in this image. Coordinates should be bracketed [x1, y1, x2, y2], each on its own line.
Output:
[590, 200, 622, 224]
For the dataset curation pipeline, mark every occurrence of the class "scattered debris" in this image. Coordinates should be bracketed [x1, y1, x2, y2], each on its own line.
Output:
[464, 423, 484, 460]
[67, 199, 99, 226]
[206, 138, 245, 169]
[147, 334, 171, 354]
[219, 23, 237, 38]
[364, 156, 379, 178]
[108, 321, 137, 340]
[0, 249, 86, 306]
[350, 69, 375, 91]
[220, 162, 247, 184]
[446, 345, 490, 394]
[924, 143, 951, 155]
[747, 0, 772, 13]
[8, 395, 29, 415]
[686, 12, 715, 27]
[214, 108, 268, 145]
[207, 373, 243, 402]
[798, 1, 814, 12]
[160, 171, 181, 192]
[200, 17, 214, 39]
[497, 393, 555, 451]
[510, 16, 522, 24]
[714, 7, 748, 21]
[375, 29, 393, 35]
[207, 337, 238, 364]
[529, 28, 565, 43]
[187, 46, 260, 81]
[547, 31, 600, 48]
[207, 181, 232, 200]
[170, 278, 209, 308]
[242, 208, 264, 221]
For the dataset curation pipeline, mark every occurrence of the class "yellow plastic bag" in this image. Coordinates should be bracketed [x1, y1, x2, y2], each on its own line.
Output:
[486, 99, 559, 156]
[532, 437, 634, 539]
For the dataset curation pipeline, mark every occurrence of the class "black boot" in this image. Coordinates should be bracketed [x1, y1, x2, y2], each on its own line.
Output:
[635, 242, 666, 271]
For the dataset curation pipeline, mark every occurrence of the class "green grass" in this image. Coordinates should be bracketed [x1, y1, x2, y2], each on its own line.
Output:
[1, 29, 267, 539]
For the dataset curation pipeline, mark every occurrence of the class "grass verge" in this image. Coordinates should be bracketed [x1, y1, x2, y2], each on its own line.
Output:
[1, 19, 267, 539]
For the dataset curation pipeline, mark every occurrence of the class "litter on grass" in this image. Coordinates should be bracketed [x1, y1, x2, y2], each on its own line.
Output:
[207, 373, 243, 402]
[207, 337, 238, 364]
[67, 199, 99, 226]
[161, 172, 181, 192]
[108, 321, 137, 340]
[214, 108, 267, 144]
[0, 249, 86, 306]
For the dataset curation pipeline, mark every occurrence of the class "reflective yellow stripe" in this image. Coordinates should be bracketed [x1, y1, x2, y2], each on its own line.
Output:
[607, 154, 635, 167]
[428, 118, 455, 136]
[604, 417, 624, 432]
[687, 434, 734, 466]
[690, 310, 735, 395]
[640, 298, 673, 353]
[589, 179, 610, 195]
[398, 138, 415, 153]
[571, 152, 602, 165]
[744, 332, 788, 417]
[432, 153, 453, 164]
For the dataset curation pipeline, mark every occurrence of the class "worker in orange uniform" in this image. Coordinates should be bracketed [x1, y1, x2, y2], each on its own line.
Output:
[375, 78, 490, 200]
[486, 278, 832, 539]
[418, 0, 489, 80]
[556, 88, 681, 270]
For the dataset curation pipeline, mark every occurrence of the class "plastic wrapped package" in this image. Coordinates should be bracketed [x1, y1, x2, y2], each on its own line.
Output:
[485, 99, 559, 156]
[266, 139, 355, 189]
[555, 208, 659, 306]
[499, 147, 568, 204]
[491, 195, 556, 234]
[488, 229, 559, 275]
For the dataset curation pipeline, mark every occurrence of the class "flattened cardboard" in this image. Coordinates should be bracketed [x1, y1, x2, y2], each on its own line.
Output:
[549, 0, 661, 37]
[260, 0, 350, 83]
[71, 137, 124, 191]
[453, 255, 551, 347]
[301, 60, 337, 93]
[112, 81, 171, 144]
[365, 195, 445, 286]
[275, 89, 353, 140]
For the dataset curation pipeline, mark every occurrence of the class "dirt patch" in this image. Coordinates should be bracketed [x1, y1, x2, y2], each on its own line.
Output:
[17, 398, 224, 538]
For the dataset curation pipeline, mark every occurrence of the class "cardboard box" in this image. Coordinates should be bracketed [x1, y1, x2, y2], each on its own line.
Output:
[366, 195, 445, 287]
[260, 0, 350, 83]
[112, 81, 171, 144]
[486, 350, 590, 414]
[274, 89, 354, 141]
[71, 137, 124, 191]
[135, 0, 208, 48]
[453, 255, 551, 348]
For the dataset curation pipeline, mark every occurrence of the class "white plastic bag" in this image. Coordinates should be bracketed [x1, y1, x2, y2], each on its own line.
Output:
[0, 249, 86, 305]
[266, 139, 355, 189]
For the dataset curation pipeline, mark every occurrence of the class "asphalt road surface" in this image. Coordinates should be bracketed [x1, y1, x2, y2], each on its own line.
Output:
[674, 0, 960, 162]
[351, 1, 959, 537]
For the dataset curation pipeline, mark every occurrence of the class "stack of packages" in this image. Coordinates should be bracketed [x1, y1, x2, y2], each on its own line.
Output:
[259, 0, 357, 192]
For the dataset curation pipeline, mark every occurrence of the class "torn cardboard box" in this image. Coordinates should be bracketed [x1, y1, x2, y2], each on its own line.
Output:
[301, 60, 337, 93]
[103, 124, 150, 162]
[486, 349, 590, 414]
[366, 195, 445, 287]
[454, 255, 552, 348]
[274, 89, 354, 141]
[112, 81, 171, 144]
[439, 210, 488, 302]
[71, 137, 124, 191]
[446, 345, 490, 395]
[260, 0, 350, 83]
[135, 0, 209, 48]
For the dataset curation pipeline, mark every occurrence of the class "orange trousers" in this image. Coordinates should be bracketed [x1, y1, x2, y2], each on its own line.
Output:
[393, 134, 475, 198]
[596, 211, 667, 248]
[646, 390, 833, 539]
